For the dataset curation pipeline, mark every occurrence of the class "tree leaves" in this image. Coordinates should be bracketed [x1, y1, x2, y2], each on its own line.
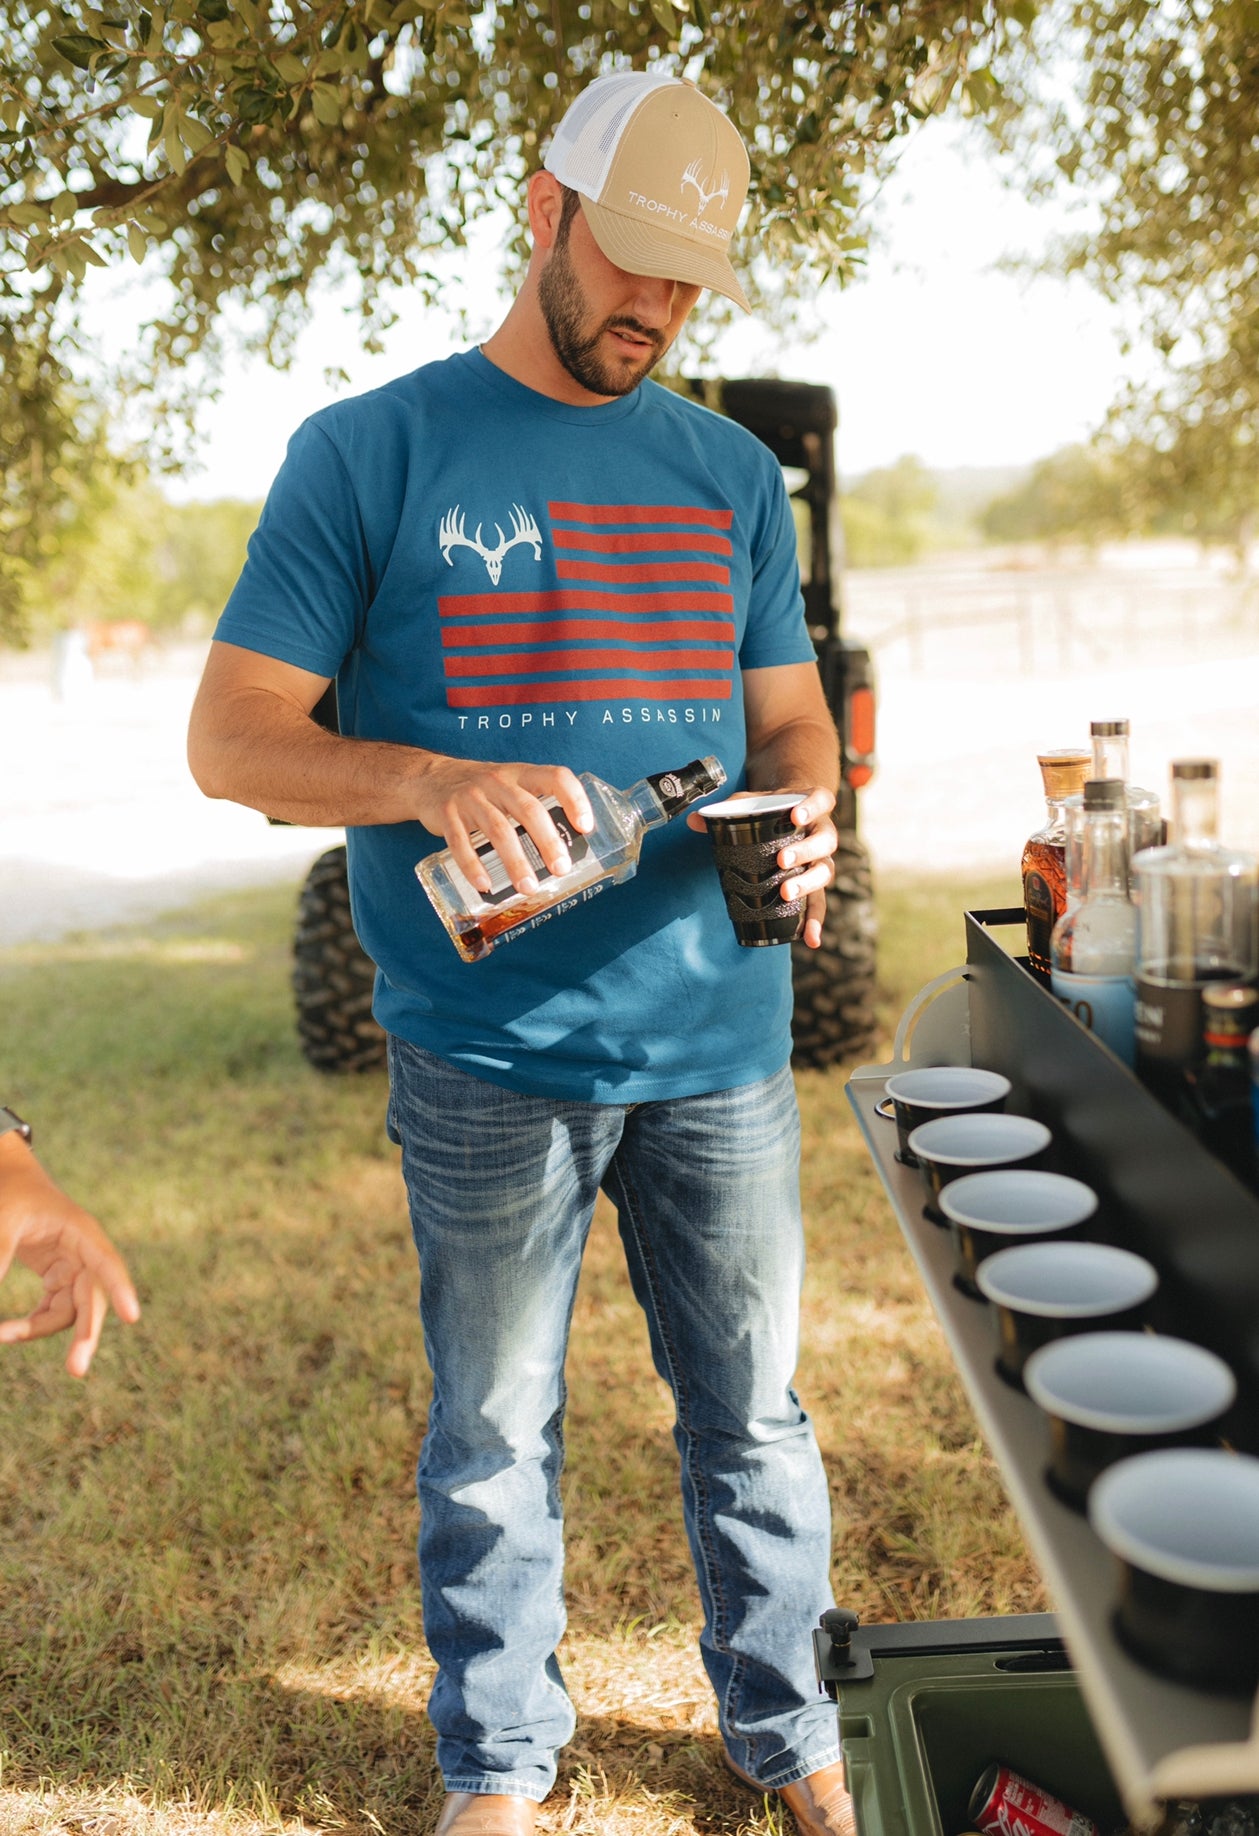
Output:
[991, 0, 1259, 525]
[0, 0, 1024, 633]
[51, 31, 109, 68]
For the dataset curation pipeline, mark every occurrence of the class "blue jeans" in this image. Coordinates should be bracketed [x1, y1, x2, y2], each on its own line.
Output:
[387, 1037, 840, 1801]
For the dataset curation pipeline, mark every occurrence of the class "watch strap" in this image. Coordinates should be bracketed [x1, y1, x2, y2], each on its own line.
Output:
[0, 1106, 32, 1144]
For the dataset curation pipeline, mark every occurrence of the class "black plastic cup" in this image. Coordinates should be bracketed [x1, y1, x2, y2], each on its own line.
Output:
[905, 1113, 1053, 1228]
[1024, 1331, 1237, 1512]
[1089, 1448, 1259, 1693]
[883, 1066, 1011, 1165]
[702, 795, 806, 947]
[976, 1241, 1159, 1389]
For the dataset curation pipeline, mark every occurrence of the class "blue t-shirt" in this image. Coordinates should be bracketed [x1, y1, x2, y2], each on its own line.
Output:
[216, 348, 816, 1101]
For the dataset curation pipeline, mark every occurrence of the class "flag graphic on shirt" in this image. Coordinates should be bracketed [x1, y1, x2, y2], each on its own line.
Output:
[437, 499, 735, 707]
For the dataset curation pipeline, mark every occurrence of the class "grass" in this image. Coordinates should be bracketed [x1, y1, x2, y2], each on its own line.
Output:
[0, 865, 1039, 1836]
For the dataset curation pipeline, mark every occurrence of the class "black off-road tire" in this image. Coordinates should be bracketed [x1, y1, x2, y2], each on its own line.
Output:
[790, 830, 878, 1069]
[293, 846, 388, 1074]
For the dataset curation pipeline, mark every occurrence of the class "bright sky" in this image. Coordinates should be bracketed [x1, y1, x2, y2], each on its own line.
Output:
[155, 114, 1139, 504]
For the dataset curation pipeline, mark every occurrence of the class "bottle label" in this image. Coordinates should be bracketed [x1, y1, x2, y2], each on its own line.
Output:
[474, 800, 591, 907]
[487, 879, 607, 949]
[1025, 870, 1055, 965]
[647, 757, 725, 816]
[1050, 969, 1136, 1066]
[1134, 976, 1204, 1071]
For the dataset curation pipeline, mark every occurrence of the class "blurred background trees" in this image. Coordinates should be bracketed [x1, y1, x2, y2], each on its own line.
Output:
[988, 0, 1259, 551]
[20, 482, 262, 634]
[6, 0, 1259, 636]
[1, 0, 1030, 640]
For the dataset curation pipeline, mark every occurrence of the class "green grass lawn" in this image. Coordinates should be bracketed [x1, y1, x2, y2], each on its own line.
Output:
[0, 868, 1038, 1836]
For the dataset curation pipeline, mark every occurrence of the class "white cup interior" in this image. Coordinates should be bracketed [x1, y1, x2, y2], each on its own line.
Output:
[1024, 1331, 1236, 1433]
[976, 1243, 1154, 1314]
[907, 1113, 1051, 1168]
[885, 1068, 1011, 1111]
[1089, 1449, 1259, 1590]
[702, 794, 800, 820]
[941, 1168, 1094, 1230]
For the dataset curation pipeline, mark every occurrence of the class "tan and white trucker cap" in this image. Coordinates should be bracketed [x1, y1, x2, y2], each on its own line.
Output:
[544, 70, 751, 311]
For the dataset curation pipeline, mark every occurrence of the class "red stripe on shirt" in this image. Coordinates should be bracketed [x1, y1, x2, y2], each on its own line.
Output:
[555, 559, 730, 584]
[447, 678, 734, 707]
[443, 647, 734, 678]
[552, 528, 733, 556]
[442, 617, 736, 648]
[439, 588, 734, 617]
[548, 501, 734, 529]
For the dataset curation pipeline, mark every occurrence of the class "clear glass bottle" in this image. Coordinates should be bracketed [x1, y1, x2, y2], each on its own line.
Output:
[1089, 717, 1162, 855]
[1022, 748, 1091, 974]
[1132, 759, 1259, 1111]
[417, 755, 726, 962]
[1065, 719, 1161, 911]
[1050, 778, 1137, 1063]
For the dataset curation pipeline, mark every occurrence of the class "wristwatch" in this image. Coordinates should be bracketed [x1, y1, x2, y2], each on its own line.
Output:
[0, 1106, 32, 1144]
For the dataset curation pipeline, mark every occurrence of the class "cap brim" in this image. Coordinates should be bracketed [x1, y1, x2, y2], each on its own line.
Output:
[578, 195, 750, 313]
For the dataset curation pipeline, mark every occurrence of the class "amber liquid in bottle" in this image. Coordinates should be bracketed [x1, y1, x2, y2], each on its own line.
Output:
[1023, 749, 1091, 974]
[450, 887, 588, 959]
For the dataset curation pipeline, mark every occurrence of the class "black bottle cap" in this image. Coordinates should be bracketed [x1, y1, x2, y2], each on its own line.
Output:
[648, 756, 727, 816]
[1083, 778, 1126, 811]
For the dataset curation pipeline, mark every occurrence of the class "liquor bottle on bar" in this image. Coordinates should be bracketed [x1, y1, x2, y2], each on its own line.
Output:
[1194, 984, 1259, 1182]
[417, 755, 726, 962]
[1022, 748, 1091, 974]
[1088, 717, 1162, 854]
[1049, 779, 1137, 1065]
[1132, 759, 1259, 1113]
[1065, 718, 1162, 913]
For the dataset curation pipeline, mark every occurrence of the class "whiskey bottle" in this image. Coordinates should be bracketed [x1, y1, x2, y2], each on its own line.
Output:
[1050, 779, 1137, 1064]
[1023, 748, 1091, 974]
[417, 755, 727, 962]
[1133, 759, 1259, 1111]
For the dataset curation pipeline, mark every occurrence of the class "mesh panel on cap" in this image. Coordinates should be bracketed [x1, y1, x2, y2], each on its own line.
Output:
[545, 72, 680, 199]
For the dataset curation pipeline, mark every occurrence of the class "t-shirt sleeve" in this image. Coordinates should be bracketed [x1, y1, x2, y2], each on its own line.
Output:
[737, 455, 816, 672]
[214, 419, 371, 676]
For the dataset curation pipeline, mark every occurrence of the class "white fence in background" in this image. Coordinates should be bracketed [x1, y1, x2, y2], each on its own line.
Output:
[844, 558, 1259, 679]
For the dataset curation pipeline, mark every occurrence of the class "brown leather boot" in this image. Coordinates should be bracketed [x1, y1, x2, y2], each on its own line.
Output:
[727, 1756, 857, 1836]
[433, 1794, 540, 1836]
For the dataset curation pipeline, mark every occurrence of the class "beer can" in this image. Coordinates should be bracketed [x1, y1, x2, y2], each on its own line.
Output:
[968, 1763, 1100, 1836]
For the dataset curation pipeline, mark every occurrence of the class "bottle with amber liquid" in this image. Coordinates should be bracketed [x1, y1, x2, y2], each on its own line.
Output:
[417, 755, 726, 962]
[1023, 748, 1091, 974]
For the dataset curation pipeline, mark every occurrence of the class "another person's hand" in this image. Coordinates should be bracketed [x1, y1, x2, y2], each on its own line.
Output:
[688, 786, 838, 950]
[0, 1135, 140, 1378]
[416, 758, 595, 897]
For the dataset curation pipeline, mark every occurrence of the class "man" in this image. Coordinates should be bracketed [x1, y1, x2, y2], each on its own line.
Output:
[0, 1105, 140, 1376]
[188, 69, 853, 1836]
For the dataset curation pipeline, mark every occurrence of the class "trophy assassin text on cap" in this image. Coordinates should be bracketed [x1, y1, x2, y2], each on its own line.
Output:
[543, 70, 752, 311]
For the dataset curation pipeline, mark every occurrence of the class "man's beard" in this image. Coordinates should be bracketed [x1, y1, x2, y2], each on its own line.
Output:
[538, 234, 667, 398]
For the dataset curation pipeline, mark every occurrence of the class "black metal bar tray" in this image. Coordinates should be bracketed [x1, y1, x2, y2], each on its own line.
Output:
[845, 909, 1259, 1828]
